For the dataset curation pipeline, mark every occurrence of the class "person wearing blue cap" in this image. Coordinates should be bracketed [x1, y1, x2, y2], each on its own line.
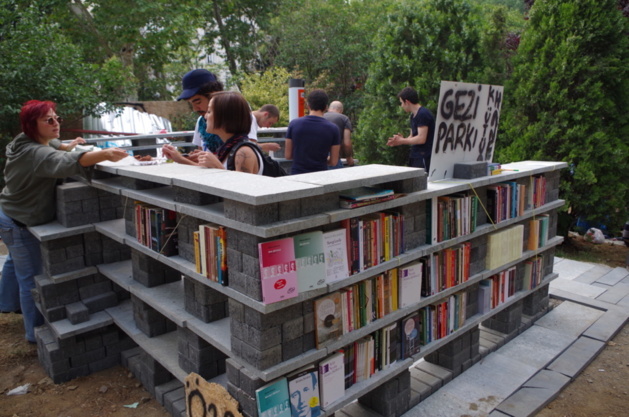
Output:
[177, 69, 224, 158]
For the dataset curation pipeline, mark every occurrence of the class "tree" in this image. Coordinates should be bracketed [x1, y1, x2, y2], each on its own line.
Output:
[238, 67, 301, 127]
[356, 0, 489, 166]
[498, 0, 629, 233]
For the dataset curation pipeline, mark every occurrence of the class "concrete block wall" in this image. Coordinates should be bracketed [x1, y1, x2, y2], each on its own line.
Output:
[482, 299, 524, 335]
[41, 232, 129, 276]
[177, 326, 227, 379]
[424, 327, 481, 378]
[131, 294, 177, 337]
[131, 249, 180, 288]
[183, 275, 228, 323]
[56, 182, 125, 227]
[228, 300, 312, 370]
[358, 370, 411, 417]
[34, 324, 136, 383]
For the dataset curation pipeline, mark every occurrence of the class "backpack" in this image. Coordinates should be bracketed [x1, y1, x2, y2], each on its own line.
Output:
[227, 140, 288, 177]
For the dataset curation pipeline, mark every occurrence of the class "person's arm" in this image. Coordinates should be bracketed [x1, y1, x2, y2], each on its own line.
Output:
[285, 138, 293, 160]
[342, 129, 355, 166]
[327, 144, 340, 167]
[78, 147, 128, 167]
[59, 137, 87, 151]
[258, 142, 281, 153]
[233, 146, 260, 174]
[387, 126, 428, 147]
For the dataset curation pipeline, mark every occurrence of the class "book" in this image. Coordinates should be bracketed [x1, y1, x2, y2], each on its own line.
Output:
[322, 229, 350, 283]
[400, 312, 421, 359]
[258, 238, 299, 304]
[294, 231, 326, 293]
[287, 365, 321, 417]
[339, 186, 394, 201]
[318, 352, 345, 408]
[255, 377, 291, 417]
[314, 292, 343, 348]
[193, 231, 201, 274]
[398, 261, 422, 308]
[339, 193, 402, 209]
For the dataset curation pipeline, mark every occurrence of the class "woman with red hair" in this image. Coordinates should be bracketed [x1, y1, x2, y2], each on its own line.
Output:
[0, 100, 128, 344]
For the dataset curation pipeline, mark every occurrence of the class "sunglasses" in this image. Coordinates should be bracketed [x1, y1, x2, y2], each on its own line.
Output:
[43, 116, 63, 125]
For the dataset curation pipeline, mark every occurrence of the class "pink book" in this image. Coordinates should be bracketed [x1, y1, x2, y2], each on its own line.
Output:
[258, 238, 299, 304]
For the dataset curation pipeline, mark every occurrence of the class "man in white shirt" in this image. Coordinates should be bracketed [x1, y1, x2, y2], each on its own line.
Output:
[249, 104, 281, 153]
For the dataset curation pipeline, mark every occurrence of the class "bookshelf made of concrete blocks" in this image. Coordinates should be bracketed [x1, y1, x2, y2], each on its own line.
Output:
[30, 161, 566, 417]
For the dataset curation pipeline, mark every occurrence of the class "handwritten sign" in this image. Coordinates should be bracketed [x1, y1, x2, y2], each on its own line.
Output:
[428, 81, 503, 181]
[185, 373, 243, 417]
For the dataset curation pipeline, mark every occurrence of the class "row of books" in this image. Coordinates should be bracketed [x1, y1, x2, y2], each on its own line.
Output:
[313, 261, 424, 349]
[435, 193, 479, 242]
[193, 224, 227, 284]
[340, 211, 405, 275]
[478, 266, 517, 314]
[338, 186, 400, 209]
[417, 291, 468, 345]
[134, 202, 178, 256]
[487, 181, 526, 224]
[430, 242, 471, 296]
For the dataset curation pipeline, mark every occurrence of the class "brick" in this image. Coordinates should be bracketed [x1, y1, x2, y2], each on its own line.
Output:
[453, 161, 488, 179]
[66, 302, 90, 324]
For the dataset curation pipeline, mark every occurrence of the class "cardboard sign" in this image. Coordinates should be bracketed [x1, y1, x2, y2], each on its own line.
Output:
[185, 373, 243, 417]
[429, 81, 503, 181]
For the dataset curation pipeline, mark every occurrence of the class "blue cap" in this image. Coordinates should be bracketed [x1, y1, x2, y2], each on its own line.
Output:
[177, 69, 217, 101]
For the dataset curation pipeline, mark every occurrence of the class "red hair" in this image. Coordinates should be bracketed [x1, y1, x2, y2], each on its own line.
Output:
[20, 100, 56, 140]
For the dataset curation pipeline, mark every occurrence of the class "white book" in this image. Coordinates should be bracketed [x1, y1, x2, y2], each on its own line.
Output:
[322, 229, 350, 283]
[318, 351, 345, 408]
[398, 261, 423, 308]
[294, 231, 326, 293]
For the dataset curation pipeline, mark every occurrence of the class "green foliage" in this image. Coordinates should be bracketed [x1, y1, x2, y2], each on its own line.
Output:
[238, 67, 300, 126]
[356, 0, 488, 166]
[498, 0, 629, 232]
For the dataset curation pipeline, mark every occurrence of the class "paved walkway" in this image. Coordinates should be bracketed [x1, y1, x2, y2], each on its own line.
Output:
[378, 257, 628, 417]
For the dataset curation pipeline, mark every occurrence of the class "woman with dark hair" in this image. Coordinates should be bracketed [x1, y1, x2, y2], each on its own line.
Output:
[0, 100, 128, 343]
[163, 91, 263, 174]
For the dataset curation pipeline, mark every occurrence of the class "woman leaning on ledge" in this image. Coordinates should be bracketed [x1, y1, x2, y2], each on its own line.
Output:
[0, 100, 128, 344]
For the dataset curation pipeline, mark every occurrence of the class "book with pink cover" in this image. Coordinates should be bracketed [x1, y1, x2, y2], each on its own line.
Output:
[258, 238, 299, 304]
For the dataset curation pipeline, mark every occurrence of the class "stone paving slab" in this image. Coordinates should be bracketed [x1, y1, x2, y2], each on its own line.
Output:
[492, 325, 574, 369]
[401, 388, 486, 417]
[582, 308, 629, 342]
[550, 278, 607, 299]
[546, 336, 605, 379]
[534, 301, 604, 338]
[574, 264, 613, 284]
[553, 258, 596, 281]
[494, 370, 570, 417]
[596, 282, 629, 304]
[596, 267, 629, 286]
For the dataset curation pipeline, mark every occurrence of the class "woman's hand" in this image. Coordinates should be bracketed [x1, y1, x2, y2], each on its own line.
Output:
[103, 147, 129, 162]
[67, 137, 86, 150]
[198, 152, 224, 169]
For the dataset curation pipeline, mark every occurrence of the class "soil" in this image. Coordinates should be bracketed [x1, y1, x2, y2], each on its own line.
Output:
[0, 237, 627, 417]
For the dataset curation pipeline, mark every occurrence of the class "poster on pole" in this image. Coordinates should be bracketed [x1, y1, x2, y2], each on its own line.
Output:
[428, 81, 503, 181]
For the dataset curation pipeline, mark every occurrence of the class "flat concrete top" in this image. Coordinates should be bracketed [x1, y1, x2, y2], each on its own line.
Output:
[286, 164, 424, 192]
[172, 170, 324, 205]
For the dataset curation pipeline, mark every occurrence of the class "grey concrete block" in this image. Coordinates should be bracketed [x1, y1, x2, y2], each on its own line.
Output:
[174, 186, 220, 205]
[453, 161, 488, 179]
[224, 200, 279, 225]
[83, 291, 118, 313]
[66, 301, 90, 324]
[154, 379, 184, 406]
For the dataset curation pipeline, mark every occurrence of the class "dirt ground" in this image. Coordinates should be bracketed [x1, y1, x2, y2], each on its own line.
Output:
[0, 237, 627, 417]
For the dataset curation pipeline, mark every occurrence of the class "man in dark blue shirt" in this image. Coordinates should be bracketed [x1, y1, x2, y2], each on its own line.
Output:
[285, 89, 340, 175]
[387, 87, 435, 173]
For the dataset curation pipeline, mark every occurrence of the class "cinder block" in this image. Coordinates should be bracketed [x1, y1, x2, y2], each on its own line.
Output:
[82, 291, 118, 313]
[224, 200, 280, 225]
[174, 186, 220, 205]
[300, 195, 338, 217]
[66, 301, 90, 324]
[453, 161, 488, 179]
[278, 199, 301, 221]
